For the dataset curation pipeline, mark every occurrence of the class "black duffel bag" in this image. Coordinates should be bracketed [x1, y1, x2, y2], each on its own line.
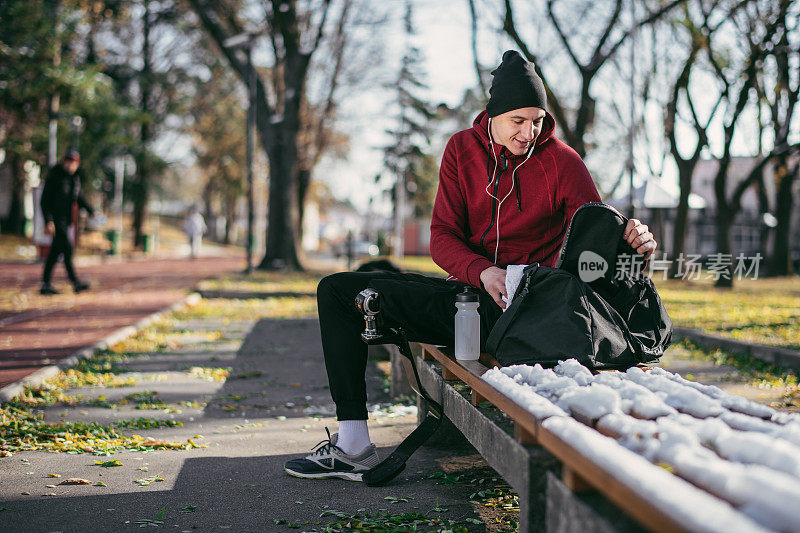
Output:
[485, 203, 672, 369]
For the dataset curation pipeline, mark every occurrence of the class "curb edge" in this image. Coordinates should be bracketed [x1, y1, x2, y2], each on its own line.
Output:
[0, 292, 202, 403]
[673, 326, 800, 372]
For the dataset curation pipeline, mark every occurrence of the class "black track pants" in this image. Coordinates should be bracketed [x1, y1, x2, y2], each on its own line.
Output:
[42, 226, 78, 285]
[316, 271, 503, 420]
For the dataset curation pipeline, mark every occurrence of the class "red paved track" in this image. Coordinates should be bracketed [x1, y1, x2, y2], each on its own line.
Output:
[0, 255, 243, 390]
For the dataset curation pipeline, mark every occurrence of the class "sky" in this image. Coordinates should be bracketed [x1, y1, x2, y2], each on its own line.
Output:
[317, 0, 489, 215]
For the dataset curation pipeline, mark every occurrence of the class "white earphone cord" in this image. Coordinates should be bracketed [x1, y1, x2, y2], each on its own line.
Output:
[486, 117, 536, 264]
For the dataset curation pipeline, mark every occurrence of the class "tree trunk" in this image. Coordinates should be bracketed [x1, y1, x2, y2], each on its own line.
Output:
[259, 126, 302, 270]
[188, 0, 332, 272]
[771, 157, 797, 276]
[1, 154, 27, 235]
[713, 156, 735, 288]
[131, 174, 148, 246]
[297, 167, 311, 236]
[257, 35, 308, 271]
[223, 212, 232, 245]
[202, 180, 215, 241]
[132, 0, 151, 248]
[755, 172, 772, 274]
[714, 208, 734, 288]
[669, 161, 693, 278]
[572, 78, 594, 159]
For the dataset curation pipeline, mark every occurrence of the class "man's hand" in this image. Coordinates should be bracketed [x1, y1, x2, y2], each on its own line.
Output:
[480, 266, 507, 309]
[623, 219, 657, 260]
[45, 221, 55, 236]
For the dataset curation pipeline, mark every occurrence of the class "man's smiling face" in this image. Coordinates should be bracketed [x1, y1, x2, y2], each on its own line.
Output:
[490, 107, 546, 156]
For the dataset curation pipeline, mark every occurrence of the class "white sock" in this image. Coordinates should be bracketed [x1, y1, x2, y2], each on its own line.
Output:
[336, 419, 371, 455]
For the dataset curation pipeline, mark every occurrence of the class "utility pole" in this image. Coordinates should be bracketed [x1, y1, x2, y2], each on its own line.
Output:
[222, 31, 258, 273]
[246, 43, 255, 273]
[627, 0, 636, 219]
[48, 0, 61, 167]
[394, 171, 406, 260]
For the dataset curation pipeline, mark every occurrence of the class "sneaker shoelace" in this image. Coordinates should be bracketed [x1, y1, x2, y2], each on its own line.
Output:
[310, 427, 342, 457]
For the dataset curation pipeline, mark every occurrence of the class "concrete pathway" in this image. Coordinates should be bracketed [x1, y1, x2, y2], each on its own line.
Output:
[0, 302, 506, 532]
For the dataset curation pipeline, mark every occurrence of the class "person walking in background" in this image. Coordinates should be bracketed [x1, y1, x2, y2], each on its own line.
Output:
[183, 206, 206, 259]
[40, 150, 94, 295]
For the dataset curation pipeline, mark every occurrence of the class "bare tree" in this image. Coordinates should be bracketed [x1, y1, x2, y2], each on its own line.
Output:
[704, 0, 798, 286]
[663, 25, 718, 277]
[131, 0, 153, 249]
[759, 0, 800, 275]
[497, 0, 683, 158]
[295, 0, 365, 231]
[466, 0, 487, 95]
[189, 0, 375, 270]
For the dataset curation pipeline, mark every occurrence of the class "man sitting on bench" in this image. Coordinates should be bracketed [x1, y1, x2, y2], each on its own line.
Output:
[284, 50, 658, 481]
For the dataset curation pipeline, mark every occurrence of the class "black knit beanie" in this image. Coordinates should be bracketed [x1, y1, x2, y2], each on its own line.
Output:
[486, 50, 547, 117]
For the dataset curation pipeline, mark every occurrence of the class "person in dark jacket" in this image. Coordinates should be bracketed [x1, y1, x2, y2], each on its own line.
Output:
[39, 150, 94, 295]
[283, 51, 658, 481]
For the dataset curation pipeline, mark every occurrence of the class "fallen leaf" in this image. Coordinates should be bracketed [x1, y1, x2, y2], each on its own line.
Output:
[46, 473, 61, 478]
[134, 475, 165, 486]
[95, 459, 123, 467]
[60, 478, 92, 485]
[21, 492, 30, 495]
[95, 482, 107, 487]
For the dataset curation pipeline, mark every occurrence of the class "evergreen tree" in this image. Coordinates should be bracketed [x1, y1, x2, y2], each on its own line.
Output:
[382, 0, 436, 256]
[0, 0, 131, 234]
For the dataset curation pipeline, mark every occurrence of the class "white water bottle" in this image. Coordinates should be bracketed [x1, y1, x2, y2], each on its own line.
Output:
[455, 289, 480, 361]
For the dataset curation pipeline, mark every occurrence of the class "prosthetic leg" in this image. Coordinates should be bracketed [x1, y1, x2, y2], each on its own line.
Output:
[354, 289, 443, 486]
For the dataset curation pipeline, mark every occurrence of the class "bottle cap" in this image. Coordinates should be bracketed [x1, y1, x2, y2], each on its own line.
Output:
[456, 288, 479, 303]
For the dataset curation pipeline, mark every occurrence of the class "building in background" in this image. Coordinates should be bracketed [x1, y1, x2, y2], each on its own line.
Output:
[608, 156, 800, 266]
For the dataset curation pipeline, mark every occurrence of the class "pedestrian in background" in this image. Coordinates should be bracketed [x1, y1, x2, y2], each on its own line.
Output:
[183, 206, 206, 259]
[39, 150, 94, 295]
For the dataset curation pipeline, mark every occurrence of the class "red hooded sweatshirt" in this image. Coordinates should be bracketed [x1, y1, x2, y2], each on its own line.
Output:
[430, 111, 601, 288]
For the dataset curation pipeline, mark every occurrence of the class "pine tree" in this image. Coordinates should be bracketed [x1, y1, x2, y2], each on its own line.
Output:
[382, 0, 436, 257]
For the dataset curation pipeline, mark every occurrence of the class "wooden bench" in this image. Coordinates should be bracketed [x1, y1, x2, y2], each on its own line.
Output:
[402, 344, 777, 533]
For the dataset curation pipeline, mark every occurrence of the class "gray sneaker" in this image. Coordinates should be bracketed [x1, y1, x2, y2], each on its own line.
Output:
[283, 428, 379, 481]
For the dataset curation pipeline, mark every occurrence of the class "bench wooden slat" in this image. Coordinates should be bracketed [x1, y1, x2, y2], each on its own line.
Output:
[537, 426, 686, 533]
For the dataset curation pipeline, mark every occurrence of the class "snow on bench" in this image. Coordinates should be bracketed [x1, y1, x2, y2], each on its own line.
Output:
[482, 360, 800, 532]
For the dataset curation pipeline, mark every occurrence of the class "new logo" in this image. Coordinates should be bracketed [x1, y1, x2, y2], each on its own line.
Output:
[578, 251, 608, 282]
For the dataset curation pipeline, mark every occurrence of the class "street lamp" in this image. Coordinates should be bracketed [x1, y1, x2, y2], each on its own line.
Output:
[222, 31, 259, 274]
